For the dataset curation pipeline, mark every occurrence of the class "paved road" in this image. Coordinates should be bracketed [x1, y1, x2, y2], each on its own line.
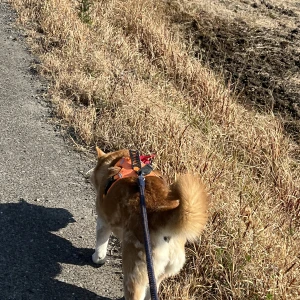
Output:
[0, 2, 123, 299]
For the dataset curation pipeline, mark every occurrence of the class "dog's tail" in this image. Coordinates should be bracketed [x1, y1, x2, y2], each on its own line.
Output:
[167, 174, 208, 242]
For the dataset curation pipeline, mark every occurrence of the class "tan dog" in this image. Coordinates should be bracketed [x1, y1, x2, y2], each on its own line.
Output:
[91, 148, 208, 300]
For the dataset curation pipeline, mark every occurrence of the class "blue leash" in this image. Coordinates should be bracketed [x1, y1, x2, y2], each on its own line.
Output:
[130, 150, 159, 300]
[138, 174, 159, 300]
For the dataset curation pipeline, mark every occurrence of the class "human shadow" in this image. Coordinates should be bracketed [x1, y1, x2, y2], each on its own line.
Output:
[0, 199, 122, 300]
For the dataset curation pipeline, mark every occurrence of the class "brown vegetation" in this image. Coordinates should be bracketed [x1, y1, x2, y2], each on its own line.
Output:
[9, 0, 300, 299]
[167, 0, 300, 143]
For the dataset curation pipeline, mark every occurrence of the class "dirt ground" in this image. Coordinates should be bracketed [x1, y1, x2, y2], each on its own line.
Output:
[170, 0, 300, 143]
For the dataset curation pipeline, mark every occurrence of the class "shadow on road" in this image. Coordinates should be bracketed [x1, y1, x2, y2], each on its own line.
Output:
[0, 199, 122, 300]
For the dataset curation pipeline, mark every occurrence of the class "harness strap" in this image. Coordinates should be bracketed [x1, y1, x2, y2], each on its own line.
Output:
[104, 177, 116, 195]
[104, 155, 158, 196]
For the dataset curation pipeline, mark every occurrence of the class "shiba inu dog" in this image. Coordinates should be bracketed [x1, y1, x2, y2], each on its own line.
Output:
[91, 148, 208, 300]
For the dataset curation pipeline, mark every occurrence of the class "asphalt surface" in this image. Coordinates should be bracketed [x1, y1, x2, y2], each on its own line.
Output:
[0, 2, 123, 299]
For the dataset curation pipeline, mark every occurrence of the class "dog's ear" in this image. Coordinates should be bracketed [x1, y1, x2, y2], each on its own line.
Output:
[96, 146, 106, 158]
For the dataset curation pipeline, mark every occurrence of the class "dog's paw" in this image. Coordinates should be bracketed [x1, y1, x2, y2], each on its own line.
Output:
[92, 252, 106, 265]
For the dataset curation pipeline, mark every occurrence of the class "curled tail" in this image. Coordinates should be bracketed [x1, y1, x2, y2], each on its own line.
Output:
[168, 174, 208, 242]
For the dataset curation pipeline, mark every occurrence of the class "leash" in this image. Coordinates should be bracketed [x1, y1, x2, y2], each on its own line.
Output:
[129, 150, 159, 300]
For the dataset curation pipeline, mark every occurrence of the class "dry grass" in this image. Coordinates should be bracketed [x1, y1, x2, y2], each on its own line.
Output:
[9, 0, 300, 299]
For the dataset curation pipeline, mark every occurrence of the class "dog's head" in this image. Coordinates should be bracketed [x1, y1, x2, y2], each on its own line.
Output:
[90, 147, 129, 193]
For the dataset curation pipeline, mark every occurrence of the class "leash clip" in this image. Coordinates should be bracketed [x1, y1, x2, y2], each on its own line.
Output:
[130, 149, 154, 176]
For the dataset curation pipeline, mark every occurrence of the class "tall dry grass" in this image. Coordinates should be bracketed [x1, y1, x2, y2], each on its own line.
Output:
[9, 0, 300, 299]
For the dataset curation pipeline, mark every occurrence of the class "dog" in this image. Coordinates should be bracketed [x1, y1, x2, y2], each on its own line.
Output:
[91, 148, 208, 300]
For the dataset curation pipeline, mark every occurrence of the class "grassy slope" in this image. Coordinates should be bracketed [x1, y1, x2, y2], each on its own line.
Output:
[9, 0, 299, 299]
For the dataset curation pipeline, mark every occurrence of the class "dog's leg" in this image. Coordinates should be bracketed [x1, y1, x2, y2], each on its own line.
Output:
[122, 238, 148, 300]
[92, 216, 111, 264]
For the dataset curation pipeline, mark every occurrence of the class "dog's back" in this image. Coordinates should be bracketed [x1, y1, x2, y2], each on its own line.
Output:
[100, 174, 207, 239]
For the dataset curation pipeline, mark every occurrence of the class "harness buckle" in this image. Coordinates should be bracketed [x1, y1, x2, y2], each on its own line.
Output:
[129, 149, 154, 177]
[129, 149, 142, 171]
